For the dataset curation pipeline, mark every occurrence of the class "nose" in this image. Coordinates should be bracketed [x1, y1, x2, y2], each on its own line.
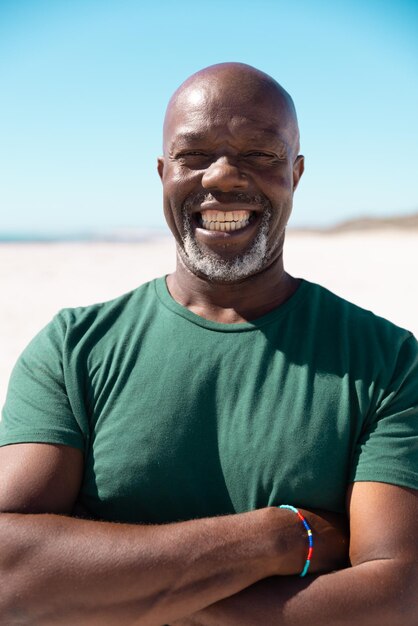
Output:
[201, 156, 248, 192]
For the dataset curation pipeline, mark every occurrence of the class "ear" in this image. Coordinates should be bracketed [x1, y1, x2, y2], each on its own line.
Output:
[292, 155, 304, 191]
[157, 157, 164, 181]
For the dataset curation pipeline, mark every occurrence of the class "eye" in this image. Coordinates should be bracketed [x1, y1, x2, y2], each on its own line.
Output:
[245, 151, 275, 158]
[177, 151, 208, 157]
[242, 152, 282, 167]
[175, 151, 211, 169]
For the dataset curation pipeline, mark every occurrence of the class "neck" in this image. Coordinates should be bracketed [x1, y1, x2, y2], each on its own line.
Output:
[166, 252, 300, 324]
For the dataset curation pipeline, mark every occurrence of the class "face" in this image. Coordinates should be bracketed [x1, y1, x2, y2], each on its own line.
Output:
[158, 79, 304, 282]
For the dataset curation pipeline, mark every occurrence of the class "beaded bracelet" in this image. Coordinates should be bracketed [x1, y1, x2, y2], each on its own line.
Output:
[278, 504, 313, 577]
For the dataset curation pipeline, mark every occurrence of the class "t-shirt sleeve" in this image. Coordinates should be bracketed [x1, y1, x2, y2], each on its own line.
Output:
[350, 333, 418, 489]
[0, 312, 86, 451]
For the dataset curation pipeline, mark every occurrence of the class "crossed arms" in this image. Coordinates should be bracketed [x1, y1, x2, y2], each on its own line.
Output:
[0, 442, 417, 625]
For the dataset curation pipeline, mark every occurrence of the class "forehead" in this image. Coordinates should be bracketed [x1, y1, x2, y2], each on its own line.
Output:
[164, 82, 294, 149]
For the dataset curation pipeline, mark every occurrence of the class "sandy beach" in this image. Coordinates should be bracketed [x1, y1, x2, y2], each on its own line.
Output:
[1, 230, 417, 411]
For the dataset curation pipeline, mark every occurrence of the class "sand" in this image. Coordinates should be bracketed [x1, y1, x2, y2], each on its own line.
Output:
[1, 230, 417, 410]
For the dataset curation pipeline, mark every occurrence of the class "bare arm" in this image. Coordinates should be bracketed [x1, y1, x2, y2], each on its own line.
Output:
[172, 482, 418, 626]
[0, 443, 347, 626]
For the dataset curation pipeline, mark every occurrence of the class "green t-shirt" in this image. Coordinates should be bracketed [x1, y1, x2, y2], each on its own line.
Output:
[1, 277, 418, 522]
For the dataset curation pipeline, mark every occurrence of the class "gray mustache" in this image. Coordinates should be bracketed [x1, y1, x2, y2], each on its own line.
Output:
[183, 192, 270, 210]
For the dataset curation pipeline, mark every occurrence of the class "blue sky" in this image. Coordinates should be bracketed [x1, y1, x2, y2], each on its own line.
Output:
[0, 0, 417, 233]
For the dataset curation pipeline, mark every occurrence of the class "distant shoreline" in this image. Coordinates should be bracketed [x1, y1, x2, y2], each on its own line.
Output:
[1, 212, 417, 242]
[293, 211, 418, 234]
[0, 228, 170, 244]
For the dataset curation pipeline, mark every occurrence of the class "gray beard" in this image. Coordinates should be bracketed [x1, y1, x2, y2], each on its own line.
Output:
[178, 195, 272, 283]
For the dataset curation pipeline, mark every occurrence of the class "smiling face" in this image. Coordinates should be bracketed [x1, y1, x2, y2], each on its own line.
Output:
[158, 63, 304, 283]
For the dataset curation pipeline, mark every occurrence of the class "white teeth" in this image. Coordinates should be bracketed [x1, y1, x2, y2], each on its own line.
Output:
[201, 210, 251, 223]
[201, 218, 250, 232]
[200, 209, 252, 232]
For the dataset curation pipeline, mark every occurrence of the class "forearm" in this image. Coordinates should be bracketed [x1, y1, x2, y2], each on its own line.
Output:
[173, 559, 417, 626]
[0, 508, 286, 626]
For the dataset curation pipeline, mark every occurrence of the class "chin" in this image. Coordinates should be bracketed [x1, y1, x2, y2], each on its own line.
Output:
[180, 224, 272, 284]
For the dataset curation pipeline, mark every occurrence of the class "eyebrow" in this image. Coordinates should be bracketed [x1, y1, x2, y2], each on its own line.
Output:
[170, 129, 289, 151]
[170, 131, 209, 146]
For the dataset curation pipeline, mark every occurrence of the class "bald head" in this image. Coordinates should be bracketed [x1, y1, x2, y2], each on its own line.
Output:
[163, 62, 300, 156]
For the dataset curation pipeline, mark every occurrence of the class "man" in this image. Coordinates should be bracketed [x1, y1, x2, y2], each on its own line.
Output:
[0, 63, 417, 625]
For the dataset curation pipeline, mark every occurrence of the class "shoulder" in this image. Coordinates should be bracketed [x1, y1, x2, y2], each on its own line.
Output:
[45, 278, 161, 345]
[304, 280, 415, 347]
[56, 277, 159, 328]
[298, 280, 418, 389]
[15, 278, 162, 368]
